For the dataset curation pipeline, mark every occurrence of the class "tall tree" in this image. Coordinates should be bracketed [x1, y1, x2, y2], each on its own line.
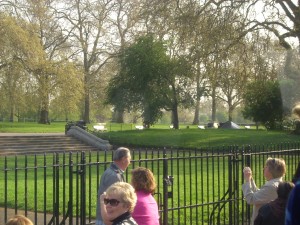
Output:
[1, 0, 83, 123]
[108, 0, 144, 123]
[0, 14, 44, 122]
[106, 35, 193, 129]
[58, 0, 117, 123]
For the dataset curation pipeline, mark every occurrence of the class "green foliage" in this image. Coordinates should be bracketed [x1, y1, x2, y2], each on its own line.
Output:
[106, 35, 170, 127]
[106, 35, 193, 128]
[242, 80, 284, 130]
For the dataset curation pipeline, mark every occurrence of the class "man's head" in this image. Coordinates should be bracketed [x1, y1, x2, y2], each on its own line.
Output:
[113, 147, 131, 171]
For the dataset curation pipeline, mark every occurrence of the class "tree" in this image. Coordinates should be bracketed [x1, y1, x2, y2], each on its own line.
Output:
[1, 0, 85, 124]
[106, 35, 193, 129]
[57, 0, 119, 123]
[0, 14, 44, 122]
[108, 0, 144, 123]
[242, 80, 284, 130]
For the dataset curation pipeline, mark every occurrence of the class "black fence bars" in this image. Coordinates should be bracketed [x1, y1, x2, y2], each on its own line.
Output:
[0, 143, 300, 225]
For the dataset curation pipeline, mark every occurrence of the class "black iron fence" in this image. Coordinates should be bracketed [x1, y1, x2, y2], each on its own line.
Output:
[1, 143, 300, 225]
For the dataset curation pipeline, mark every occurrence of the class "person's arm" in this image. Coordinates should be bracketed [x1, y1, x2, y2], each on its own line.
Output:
[99, 169, 123, 195]
[243, 182, 277, 205]
[99, 192, 112, 225]
[242, 167, 261, 204]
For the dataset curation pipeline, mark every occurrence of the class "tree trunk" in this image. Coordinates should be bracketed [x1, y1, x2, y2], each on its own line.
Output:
[39, 90, 50, 124]
[39, 109, 49, 124]
[84, 89, 90, 123]
[172, 105, 179, 129]
[193, 99, 200, 125]
[112, 109, 124, 123]
[9, 105, 14, 122]
[228, 105, 233, 122]
[211, 88, 217, 122]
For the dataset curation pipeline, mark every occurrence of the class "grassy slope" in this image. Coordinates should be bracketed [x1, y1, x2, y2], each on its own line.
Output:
[0, 122, 299, 148]
[96, 128, 299, 148]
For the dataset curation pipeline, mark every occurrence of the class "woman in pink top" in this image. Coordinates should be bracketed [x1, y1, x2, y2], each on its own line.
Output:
[131, 167, 160, 225]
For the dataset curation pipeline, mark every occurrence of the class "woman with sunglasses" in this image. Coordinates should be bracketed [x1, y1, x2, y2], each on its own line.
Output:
[100, 182, 137, 225]
[242, 157, 286, 225]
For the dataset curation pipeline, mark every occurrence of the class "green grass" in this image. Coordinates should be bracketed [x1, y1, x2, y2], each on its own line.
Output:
[95, 128, 299, 148]
[1, 121, 299, 224]
[0, 121, 299, 148]
[0, 122, 66, 133]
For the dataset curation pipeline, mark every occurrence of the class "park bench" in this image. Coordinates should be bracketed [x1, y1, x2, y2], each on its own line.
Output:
[93, 124, 107, 132]
[135, 125, 144, 130]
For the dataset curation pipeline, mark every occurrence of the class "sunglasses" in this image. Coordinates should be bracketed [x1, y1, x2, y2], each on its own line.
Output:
[104, 198, 121, 207]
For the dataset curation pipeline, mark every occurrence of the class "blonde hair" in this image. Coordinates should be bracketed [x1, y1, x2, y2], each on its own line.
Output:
[6, 215, 33, 225]
[106, 182, 137, 212]
[265, 157, 286, 178]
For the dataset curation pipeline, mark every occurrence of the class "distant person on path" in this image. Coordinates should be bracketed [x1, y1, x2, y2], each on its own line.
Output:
[131, 167, 160, 225]
[291, 161, 300, 184]
[6, 215, 34, 225]
[242, 157, 286, 225]
[96, 147, 131, 225]
[99, 182, 137, 225]
[254, 181, 294, 225]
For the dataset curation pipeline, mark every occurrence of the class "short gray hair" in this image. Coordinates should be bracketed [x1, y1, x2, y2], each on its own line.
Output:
[113, 147, 130, 161]
[265, 157, 286, 178]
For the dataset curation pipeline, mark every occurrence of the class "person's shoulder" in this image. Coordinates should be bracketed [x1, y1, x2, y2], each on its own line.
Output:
[259, 202, 272, 212]
[118, 217, 137, 225]
[264, 178, 281, 187]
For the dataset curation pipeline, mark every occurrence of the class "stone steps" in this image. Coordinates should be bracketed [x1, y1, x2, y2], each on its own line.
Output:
[0, 134, 100, 155]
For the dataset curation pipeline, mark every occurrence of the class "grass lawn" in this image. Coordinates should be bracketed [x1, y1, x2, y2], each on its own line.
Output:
[95, 128, 299, 148]
[0, 121, 299, 148]
[1, 121, 299, 224]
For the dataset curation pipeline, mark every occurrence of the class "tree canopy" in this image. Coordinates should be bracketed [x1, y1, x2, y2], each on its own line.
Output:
[242, 80, 284, 130]
[106, 35, 193, 128]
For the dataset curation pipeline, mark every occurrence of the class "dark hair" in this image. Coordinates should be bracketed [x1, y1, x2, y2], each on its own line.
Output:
[277, 181, 295, 199]
[292, 161, 300, 184]
[113, 147, 130, 161]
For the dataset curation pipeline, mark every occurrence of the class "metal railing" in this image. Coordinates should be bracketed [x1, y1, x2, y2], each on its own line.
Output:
[0, 143, 300, 225]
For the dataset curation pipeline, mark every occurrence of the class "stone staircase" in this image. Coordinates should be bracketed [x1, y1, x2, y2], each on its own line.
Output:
[0, 133, 100, 155]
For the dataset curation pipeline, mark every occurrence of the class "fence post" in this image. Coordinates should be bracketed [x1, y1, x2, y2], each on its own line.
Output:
[69, 153, 74, 225]
[163, 148, 168, 225]
[228, 152, 233, 225]
[80, 152, 86, 225]
[52, 153, 60, 225]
